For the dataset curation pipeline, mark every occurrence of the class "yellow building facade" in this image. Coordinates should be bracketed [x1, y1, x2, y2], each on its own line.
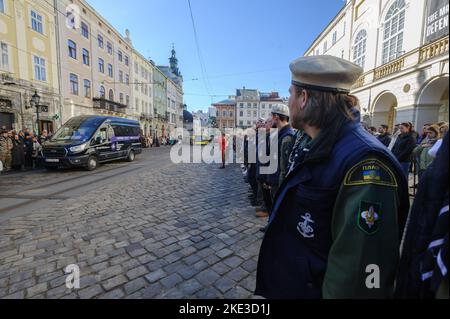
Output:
[0, 0, 60, 132]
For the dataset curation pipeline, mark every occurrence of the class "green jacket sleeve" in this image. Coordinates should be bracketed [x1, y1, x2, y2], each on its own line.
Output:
[322, 157, 400, 299]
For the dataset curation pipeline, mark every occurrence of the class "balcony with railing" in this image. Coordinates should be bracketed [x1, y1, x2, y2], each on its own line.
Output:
[352, 35, 449, 91]
[93, 98, 126, 114]
[419, 35, 449, 64]
[374, 57, 405, 81]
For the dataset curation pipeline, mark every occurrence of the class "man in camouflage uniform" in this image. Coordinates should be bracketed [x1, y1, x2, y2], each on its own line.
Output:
[0, 130, 13, 172]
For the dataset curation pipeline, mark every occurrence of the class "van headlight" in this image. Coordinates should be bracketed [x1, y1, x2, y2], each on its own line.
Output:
[70, 143, 87, 154]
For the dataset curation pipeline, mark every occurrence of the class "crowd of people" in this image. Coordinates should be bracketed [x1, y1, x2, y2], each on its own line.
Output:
[365, 121, 449, 181]
[140, 134, 179, 148]
[0, 128, 51, 173]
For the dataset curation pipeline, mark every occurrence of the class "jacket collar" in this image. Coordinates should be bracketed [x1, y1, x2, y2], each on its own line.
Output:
[304, 109, 360, 163]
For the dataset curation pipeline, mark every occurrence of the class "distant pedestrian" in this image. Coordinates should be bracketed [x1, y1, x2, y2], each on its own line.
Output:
[413, 124, 440, 180]
[0, 130, 13, 172]
[388, 124, 401, 150]
[219, 133, 228, 169]
[391, 122, 417, 177]
[39, 130, 49, 145]
[377, 124, 392, 147]
[11, 133, 25, 171]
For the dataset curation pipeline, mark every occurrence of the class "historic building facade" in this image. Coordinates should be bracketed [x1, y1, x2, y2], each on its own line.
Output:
[236, 88, 260, 129]
[213, 99, 236, 131]
[304, 0, 449, 130]
[0, 0, 60, 132]
[1, 0, 184, 135]
[56, 0, 132, 124]
[132, 50, 154, 136]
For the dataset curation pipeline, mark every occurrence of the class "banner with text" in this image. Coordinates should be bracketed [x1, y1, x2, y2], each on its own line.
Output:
[424, 0, 449, 44]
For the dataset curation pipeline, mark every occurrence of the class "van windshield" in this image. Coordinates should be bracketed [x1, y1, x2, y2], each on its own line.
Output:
[51, 117, 105, 142]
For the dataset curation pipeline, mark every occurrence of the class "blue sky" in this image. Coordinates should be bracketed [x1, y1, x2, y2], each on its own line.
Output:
[87, 0, 345, 112]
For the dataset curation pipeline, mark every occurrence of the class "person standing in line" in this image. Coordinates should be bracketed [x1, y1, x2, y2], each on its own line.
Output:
[256, 55, 409, 299]
[255, 118, 274, 218]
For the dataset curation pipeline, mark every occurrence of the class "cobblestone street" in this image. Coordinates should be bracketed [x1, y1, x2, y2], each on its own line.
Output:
[0, 148, 266, 299]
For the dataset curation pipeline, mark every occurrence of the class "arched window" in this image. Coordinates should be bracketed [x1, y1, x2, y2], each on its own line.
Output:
[382, 0, 406, 64]
[109, 89, 114, 101]
[99, 86, 105, 98]
[353, 30, 367, 68]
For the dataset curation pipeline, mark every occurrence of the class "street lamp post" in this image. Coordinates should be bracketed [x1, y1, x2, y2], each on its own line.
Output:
[29, 91, 41, 136]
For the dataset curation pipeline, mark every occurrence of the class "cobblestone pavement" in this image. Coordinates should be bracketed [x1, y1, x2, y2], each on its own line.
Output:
[0, 148, 266, 299]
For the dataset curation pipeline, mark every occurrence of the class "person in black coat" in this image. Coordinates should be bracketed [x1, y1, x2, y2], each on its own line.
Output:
[24, 133, 34, 169]
[391, 122, 417, 176]
[377, 124, 392, 147]
[395, 132, 449, 299]
[11, 133, 25, 170]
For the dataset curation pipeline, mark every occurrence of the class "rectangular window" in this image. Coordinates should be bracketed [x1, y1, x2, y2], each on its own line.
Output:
[70, 73, 79, 95]
[332, 31, 337, 45]
[0, 42, 8, 71]
[98, 34, 104, 48]
[68, 40, 77, 59]
[120, 93, 124, 104]
[108, 64, 113, 77]
[107, 42, 113, 55]
[324, 41, 328, 52]
[83, 79, 91, 98]
[0, 0, 5, 13]
[98, 58, 104, 73]
[33, 56, 46, 81]
[126, 95, 129, 106]
[81, 22, 89, 39]
[82, 48, 90, 66]
[125, 74, 129, 85]
[118, 50, 123, 62]
[119, 71, 123, 83]
[31, 10, 43, 34]
[124, 55, 129, 66]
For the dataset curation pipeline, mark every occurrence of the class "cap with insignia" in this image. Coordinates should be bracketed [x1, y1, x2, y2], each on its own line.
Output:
[271, 104, 290, 117]
[290, 55, 363, 94]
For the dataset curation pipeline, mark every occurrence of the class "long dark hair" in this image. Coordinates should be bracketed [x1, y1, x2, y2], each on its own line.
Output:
[295, 86, 359, 129]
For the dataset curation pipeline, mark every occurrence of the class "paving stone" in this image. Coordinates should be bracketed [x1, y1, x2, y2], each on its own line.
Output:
[126, 266, 148, 280]
[144, 269, 166, 283]
[214, 277, 236, 294]
[124, 277, 146, 295]
[78, 284, 103, 299]
[160, 273, 183, 289]
[102, 275, 127, 291]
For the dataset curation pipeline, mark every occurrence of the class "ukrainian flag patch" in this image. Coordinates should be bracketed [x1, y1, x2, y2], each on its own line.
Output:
[344, 158, 397, 187]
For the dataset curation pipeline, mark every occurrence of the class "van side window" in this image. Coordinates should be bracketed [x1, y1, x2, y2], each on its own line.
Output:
[95, 127, 108, 143]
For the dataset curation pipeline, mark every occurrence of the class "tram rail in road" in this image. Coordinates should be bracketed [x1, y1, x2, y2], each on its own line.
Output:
[0, 147, 174, 219]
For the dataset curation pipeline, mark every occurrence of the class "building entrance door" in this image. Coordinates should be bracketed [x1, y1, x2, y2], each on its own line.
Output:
[0, 112, 14, 130]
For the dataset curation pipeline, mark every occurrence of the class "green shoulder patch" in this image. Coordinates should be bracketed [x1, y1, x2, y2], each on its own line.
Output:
[358, 201, 382, 235]
[344, 158, 398, 187]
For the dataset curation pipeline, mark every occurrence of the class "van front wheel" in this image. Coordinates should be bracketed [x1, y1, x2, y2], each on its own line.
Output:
[127, 150, 135, 162]
[86, 156, 98, 171]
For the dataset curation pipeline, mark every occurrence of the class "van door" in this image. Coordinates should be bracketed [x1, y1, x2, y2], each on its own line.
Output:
[92, 125, 111, 162]
[107, 124, 121, 159]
